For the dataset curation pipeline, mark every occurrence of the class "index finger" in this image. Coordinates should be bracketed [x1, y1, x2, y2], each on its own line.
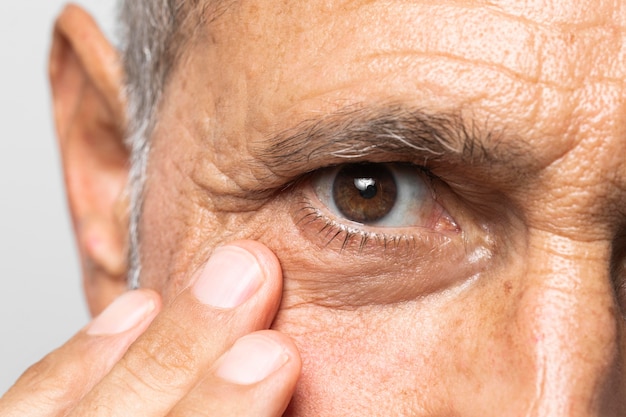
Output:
[69, 241, 286, 416]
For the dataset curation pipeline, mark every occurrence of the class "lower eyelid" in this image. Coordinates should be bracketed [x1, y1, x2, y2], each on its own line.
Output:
[293, 192, 454, 255]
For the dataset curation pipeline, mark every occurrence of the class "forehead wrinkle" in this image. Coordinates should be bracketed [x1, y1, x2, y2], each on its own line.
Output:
[361, 51, 573, 93]
[292, 2, 625, 89]
[481, 2, 626, 84]
[487, 0, 626, 28]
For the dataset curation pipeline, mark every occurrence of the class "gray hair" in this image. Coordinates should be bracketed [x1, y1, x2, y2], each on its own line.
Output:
[118, 0, 206, 288]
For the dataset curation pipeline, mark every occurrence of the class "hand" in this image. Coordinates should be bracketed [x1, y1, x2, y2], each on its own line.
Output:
[0, 241, 301, 416]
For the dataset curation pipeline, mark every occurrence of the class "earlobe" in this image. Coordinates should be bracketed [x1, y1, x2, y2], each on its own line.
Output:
[50, 5, 130, 316]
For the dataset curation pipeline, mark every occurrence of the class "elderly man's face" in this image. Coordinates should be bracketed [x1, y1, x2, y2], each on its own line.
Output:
[129, 0, 626, 415]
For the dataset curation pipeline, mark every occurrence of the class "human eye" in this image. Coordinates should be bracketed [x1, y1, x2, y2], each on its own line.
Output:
[295, 162, 460, 252]
[267, 160, 497, 306]
[314, 163, 457, 230]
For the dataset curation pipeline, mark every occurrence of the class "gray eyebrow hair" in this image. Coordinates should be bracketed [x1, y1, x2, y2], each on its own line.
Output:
[255, 104, 526, 179]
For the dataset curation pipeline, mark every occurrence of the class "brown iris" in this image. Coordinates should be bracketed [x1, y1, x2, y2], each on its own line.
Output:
[332, 164, 398, 223]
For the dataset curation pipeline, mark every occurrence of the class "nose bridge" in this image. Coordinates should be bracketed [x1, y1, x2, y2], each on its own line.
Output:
[519, 232, 622, 416]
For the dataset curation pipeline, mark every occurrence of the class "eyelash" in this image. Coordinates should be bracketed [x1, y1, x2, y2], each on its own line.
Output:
[295, 198, 421, 252]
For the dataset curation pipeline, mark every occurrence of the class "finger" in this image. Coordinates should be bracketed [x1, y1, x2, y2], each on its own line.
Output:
[70, 241, 284, 416]
[0, 290, 160, 417]
[168, 330, 301, 417]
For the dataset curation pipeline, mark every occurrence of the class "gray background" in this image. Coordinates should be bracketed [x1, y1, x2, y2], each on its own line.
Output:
[0, 1, 115, 394]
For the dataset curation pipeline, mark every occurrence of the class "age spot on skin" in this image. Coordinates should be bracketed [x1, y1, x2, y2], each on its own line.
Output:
[504, 281, 513, 295]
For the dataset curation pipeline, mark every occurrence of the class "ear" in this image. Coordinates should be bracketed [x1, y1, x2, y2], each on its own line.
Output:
[50, 5, 129, 317]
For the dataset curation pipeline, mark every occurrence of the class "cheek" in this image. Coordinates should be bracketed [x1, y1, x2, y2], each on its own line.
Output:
[272, 276, 539, 416]
[272, 306, 410, 415]
[272, 302, 456, 415]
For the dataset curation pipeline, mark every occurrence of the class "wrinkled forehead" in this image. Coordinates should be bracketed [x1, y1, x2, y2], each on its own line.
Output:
[206, 0, 626, 71]
[169, 0, 626, 192]
[199, 0, 626, 117]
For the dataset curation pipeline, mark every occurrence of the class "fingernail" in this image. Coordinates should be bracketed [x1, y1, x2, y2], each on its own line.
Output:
[192, 246, 263, 308]
[216, 335, 289, 385]
[87, 291, 156, 335]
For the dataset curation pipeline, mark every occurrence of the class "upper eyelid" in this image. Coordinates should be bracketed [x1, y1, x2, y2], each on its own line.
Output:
[283, 160, 437, 198]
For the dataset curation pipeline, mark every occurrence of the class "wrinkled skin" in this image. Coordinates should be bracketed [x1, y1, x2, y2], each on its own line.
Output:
[2, 0, 626, 416]
[140, 1, 626, 415]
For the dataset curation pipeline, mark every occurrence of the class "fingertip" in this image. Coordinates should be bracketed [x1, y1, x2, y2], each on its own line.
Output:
[215, 330, 301, 386]
[224, 240, 283, 285]
[260, 330, 302, 374]
[191, 240, 283, 312]
[86, 289, 161, 336]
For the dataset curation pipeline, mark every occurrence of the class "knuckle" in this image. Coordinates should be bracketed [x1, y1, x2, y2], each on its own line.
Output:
[17, 349, 90, 406]
[18, 355, 54, 386]
[116, 317, 200, 395]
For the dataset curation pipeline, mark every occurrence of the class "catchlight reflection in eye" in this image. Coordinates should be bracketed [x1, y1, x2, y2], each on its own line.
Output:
[312, 163, 456, 230]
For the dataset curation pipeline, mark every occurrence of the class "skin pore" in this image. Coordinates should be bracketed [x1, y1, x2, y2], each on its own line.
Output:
[135, 0, 626, 415]
[2, 0, 625, 416]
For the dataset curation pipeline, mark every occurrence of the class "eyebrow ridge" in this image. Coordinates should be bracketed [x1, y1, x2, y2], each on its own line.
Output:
[255, 104, 527, 179]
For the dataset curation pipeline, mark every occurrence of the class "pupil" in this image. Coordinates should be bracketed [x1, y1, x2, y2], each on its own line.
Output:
[332, 164, 397, 223]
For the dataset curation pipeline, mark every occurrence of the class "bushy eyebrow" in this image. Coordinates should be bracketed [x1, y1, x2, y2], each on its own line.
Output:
[254, 104, 530, 179]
